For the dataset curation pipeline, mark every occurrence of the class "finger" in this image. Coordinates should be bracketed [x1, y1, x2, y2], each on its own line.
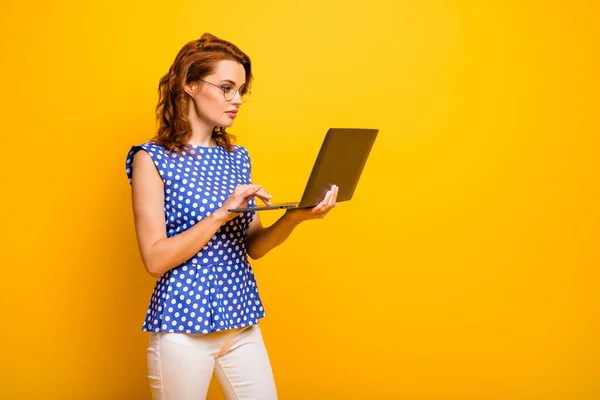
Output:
[309, 190, 331, 215]
[314, 190, 331, 213]
[323, 185, 335, 210]
[233, 184, 248, 194]
[247, 187, 271, 205]
[241, 189, 270, 206]
[316, 187, 336, 216]
[326, 185, 337, 208]
[238, 184, 262, 199]
[256, 188, 272, 198]
[255, 188, 273, 205]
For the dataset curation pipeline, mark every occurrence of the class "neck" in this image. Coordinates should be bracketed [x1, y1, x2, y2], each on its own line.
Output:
[187, 103, 217, 147]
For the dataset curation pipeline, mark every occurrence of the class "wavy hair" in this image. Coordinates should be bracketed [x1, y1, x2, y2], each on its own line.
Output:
[151, 33, 253, 153]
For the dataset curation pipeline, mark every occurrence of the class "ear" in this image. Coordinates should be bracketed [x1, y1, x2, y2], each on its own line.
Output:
[183, 82, 197, 96]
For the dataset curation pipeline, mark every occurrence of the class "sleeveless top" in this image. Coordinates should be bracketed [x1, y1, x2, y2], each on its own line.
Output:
[125, 142, 265, 334]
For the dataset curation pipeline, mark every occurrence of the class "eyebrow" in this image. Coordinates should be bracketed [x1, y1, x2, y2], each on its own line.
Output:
[219, 79, 246, 87]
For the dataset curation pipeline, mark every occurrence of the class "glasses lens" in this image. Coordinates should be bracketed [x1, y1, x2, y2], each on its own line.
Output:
[223, 84, 251, 103]
[223, 84, 236, 101]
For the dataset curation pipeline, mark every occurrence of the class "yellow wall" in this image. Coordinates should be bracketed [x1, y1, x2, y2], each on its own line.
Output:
[1, 0, 599, 398]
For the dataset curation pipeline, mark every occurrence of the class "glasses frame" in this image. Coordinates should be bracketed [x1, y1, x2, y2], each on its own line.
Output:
[198, 79, 251, 103]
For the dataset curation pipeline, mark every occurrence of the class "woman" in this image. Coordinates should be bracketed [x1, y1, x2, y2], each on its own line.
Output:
[125, 33, 338, 399]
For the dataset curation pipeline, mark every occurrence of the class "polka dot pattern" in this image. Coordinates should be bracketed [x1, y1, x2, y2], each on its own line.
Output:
[125, 143, 265, 334]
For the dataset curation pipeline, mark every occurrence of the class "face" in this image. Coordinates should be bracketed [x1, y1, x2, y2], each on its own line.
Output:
[184, 60, 247, 128]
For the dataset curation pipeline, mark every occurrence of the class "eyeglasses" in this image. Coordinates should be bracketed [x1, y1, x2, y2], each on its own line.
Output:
[199, 79, 251, 103]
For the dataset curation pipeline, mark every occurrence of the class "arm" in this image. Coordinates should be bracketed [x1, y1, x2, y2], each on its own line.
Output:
[246, 185, 339, 260]
[131, 150, 227, 278]
[131, 150, 267, 278]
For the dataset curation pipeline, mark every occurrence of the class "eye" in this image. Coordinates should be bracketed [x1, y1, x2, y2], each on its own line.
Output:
[239, 87, 248, 95]
[220, 85, 233, 93]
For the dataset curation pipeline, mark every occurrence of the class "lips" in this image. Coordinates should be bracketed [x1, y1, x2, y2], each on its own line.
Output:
[225, 110, 237, 118]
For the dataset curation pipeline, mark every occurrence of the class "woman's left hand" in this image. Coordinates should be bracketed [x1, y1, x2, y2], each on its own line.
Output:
[285, 185, 339, 223]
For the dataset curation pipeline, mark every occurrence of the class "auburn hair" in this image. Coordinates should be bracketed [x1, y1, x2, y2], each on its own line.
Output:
[151, 33, 253, 153]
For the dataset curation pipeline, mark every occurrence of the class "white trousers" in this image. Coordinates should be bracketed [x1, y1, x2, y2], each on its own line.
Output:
[147, 324, 278, 400]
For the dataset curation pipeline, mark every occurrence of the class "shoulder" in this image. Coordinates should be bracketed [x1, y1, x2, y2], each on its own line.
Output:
[125, 142, 170, 184]
[128, 142, 169, 159]
[127, 142, 174, 166]
[232, 145, 251, 160]
[231, 145, 252, 174]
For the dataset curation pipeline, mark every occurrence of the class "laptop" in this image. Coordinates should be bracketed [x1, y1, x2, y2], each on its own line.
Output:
[228, 128, 378, 212]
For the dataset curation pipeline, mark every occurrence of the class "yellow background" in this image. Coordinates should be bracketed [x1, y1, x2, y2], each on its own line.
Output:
[1, 0, 599, 398]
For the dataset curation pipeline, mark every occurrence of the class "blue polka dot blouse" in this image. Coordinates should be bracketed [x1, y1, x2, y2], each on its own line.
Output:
[125, 142, 265, 334]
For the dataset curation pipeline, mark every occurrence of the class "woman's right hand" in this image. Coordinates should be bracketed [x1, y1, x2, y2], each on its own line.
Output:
[212, 184, 272, 222]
